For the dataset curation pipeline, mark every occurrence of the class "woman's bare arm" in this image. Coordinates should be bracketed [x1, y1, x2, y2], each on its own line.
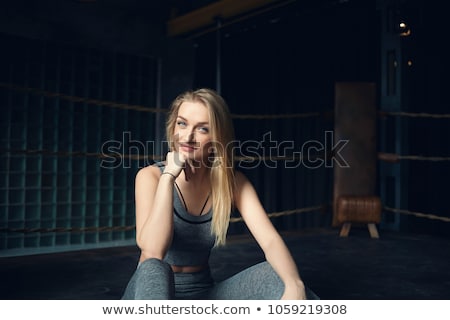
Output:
[234, 171, 306, 300]
[135, 151, 189, 261]
[135, 165, 175, 261]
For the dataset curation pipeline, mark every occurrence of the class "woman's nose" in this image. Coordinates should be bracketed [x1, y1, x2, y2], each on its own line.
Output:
[184, 127, 195, 142]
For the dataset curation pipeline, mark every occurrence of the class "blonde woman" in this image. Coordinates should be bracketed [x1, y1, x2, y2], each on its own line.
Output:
[122, 88, 317, 300]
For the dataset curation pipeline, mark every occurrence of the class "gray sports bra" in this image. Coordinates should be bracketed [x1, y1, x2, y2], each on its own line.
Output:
[156, 163, 215, 266]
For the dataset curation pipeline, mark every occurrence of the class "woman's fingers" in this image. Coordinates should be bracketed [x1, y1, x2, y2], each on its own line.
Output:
[165, 151, 186, 177]
[183, 158, 196, 181]
[165, 151, 200, 181]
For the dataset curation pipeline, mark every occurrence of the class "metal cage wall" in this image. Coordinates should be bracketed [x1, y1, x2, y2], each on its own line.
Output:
[0, 34, 159, 256]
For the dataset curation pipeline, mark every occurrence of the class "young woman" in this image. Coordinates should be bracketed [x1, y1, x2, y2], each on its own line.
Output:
[122, 88, 317, 300]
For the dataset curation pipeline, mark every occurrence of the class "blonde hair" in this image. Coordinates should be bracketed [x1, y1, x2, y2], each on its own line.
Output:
[166, 88, 235, 246]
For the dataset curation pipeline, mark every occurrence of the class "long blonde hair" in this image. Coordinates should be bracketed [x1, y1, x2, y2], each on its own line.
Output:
[166, 88, 235, 246]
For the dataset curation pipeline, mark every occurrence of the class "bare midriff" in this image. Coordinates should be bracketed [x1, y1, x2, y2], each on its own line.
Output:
[170, 264, 208, 273]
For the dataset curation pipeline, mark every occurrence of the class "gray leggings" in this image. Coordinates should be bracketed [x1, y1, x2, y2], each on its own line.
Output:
[122, 258, 318, 300]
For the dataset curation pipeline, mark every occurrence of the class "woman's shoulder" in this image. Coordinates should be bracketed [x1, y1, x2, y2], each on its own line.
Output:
[234, 170, 251, 188]
[136, 162, 165, 180]
[235, 169, 251, 179]
[152, 161, 166, 171]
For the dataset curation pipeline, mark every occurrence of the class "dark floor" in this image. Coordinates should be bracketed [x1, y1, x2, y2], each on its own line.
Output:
[1, 227, 449, 300]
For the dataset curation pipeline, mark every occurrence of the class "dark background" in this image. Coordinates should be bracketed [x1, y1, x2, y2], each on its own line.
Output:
[1, 0, 449, 257]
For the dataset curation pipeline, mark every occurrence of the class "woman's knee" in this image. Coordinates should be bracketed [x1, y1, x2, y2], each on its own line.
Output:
[255, 262, 320, 300]
[209, 261, 284, 299]
[253, 262, 282, 282]
[137, 258, 172, 277]
[124, 258, 175, 300]
[254, 261, 284, 288]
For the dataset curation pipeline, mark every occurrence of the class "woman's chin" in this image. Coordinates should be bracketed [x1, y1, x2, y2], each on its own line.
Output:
[180, 151, 199, 162]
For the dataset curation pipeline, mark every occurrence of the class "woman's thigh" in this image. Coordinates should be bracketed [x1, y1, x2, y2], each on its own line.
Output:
[207, 262, 284, 300]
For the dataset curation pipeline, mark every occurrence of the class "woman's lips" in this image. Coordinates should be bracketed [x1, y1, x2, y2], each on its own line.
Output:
[179, 143, 197, 152]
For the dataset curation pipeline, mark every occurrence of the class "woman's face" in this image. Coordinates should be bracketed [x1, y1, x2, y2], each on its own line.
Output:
[173, 101, 212, 162]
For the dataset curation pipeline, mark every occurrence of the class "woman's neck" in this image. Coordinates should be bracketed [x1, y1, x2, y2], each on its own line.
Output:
[183, 161, 210, 186]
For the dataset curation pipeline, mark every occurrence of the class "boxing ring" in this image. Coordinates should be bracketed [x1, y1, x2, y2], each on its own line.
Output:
[1, 80, 449, 256]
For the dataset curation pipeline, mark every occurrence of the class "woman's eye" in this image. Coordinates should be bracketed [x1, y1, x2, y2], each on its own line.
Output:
[177, 121, 187, 127]
[198, 127, 209, 133]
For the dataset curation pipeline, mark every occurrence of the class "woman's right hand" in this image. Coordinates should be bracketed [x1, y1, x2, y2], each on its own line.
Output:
[164, 151, 195, 181]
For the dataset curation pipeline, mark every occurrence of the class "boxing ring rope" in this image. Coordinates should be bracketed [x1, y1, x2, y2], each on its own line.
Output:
[0, 82, 163, 114]
[378, 152, 450, 163]
[0, 204, 328, 234]
[383, 207, 450, 223]
[379, 111, 450, 119]
[0, 82, 326, 120]
[1, 82, 449, 237]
